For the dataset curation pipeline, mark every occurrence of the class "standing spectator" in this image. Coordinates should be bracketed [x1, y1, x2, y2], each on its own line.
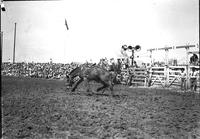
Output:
[8, 58, 11, 63]
[101, 58, 108, 70]
[141, 63, 146, 68]
[180, 68, 186, 91]
[146, 67, 153, 87]
[109, 58, 115, 71]
[189, 67, 198, 92]
[117, 58, 122, 74]
[50, 58, 53, 64]
[125, 58, 129, 69]
[190, 54, 198, 65]
[133, 61, 138, 68]
[121, 58, 125, 69]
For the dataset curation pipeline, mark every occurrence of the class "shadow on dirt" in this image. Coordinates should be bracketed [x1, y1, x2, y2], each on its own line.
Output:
[66, 90, 129, 100]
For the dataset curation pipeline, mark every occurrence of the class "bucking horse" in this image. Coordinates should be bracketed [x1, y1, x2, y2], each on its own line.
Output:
[66, 64, 116, 96]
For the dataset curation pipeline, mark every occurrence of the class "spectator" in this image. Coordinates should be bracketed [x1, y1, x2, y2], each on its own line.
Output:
[141, 63, 146, 68]
[116, 58, 122, 74]
[133, 61, 138, 68]
[146, 67, 153, 87]
[190, 54, 198, 66]
[109, 58, 115, 72]
[180, 68, 186, 91]
[189, 67, 198, 92]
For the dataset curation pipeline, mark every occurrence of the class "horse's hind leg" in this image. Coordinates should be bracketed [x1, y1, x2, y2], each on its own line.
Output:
[97, 82, 108, 92]
[71, 78, 84, 92]
[108, 80, 114, 96]
[107, 79, 113, 91]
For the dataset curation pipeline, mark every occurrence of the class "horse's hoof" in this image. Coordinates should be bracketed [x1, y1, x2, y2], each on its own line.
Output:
[71, 89, 75, 92]
[86, 89, 90, 92]
[86, 93, 92, 96]
[65, 87, 71, 91]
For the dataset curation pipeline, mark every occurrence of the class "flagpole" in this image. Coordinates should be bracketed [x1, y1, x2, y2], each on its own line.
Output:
[0, 2, 2, 65]
[13, 22, 17, 63]
[65, 19, 69, 30]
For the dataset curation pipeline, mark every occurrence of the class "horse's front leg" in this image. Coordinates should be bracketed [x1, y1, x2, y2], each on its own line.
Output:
[71, 77, 84, 92]
[97, 82, 108, 92]
[84, 78, 91, 92]
[65, 78, 74, 90]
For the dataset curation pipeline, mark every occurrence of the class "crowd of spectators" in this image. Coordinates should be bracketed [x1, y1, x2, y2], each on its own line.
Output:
[4, 56, 191, 80]
[1, 58, 138, 79]
[4, 57, 195, 80]
[1, 62, 79, 79]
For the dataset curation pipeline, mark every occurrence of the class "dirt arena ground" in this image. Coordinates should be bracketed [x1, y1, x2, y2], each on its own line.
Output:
[1, 76, 200, 139]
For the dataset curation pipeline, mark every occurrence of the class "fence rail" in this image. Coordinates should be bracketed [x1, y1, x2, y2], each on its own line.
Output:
[122, 65, 200, 90]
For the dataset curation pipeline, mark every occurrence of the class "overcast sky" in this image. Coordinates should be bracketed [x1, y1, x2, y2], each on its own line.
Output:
[2, 0, 199, 63]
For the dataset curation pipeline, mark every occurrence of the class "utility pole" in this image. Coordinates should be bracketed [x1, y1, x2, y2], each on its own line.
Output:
[131, 49, 135, 66]
[13, 22, 16, 63]
[0, 4, 1, 65]
[148, 49, 156, 65]
[1, 0, 6, 65]
[1, 32, 2, 64]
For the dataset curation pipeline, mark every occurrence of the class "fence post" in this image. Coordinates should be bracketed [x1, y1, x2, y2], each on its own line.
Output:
[185, 46, 190, 90]
[186, 65, 189, 90]
[164, 65, 169, 87]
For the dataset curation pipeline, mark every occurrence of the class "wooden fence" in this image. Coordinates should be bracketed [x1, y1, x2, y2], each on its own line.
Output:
[149, 65, 200, 89]
[120, 68, 147, 86]
[131, 68, 147, 86]
[150, 67, 165, 87]
[122, 65, 200, 89]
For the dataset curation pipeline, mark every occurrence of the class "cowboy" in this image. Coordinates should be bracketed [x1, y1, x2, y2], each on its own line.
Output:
[189, 67, 198, 91]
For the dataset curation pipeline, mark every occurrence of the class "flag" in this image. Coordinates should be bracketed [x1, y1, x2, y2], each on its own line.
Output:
[65, 19, 69, 30]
